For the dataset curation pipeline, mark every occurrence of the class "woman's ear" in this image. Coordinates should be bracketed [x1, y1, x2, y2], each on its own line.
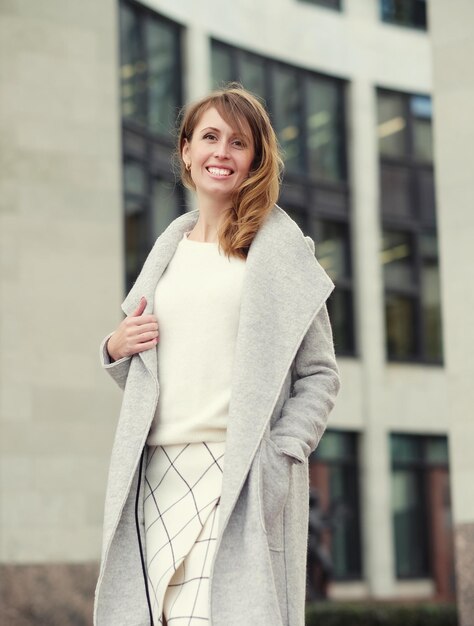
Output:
[182, 138, 190, 164]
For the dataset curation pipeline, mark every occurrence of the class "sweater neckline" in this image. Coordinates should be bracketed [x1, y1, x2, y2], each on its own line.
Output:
[182, 231, 219, 245]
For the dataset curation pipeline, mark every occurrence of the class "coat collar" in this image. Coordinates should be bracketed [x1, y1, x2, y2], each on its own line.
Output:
[121, 205, 334, 531]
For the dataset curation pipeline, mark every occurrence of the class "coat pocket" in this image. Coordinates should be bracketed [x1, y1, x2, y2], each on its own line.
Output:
[258, 436, 292, 552]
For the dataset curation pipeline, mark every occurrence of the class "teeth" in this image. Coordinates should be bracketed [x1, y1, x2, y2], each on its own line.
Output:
[207, 167, 232, 176]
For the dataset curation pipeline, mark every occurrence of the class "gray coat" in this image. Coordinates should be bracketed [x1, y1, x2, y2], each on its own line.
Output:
[94, 205, 340, 626]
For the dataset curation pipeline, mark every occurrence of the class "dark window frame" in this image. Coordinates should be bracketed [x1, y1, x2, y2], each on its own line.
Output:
[211, 39, 355, 357]
[377, 87, 443, 365]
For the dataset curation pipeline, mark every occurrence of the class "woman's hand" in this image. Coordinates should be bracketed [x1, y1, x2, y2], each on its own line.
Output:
[106, 297, 159, 362]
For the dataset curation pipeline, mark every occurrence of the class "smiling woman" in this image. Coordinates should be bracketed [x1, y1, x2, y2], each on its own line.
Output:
[181, 107, 256, 221]
[94, 83, 340, 626]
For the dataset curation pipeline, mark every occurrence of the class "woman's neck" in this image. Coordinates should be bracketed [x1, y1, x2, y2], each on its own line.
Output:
[188, 200, 230, 243]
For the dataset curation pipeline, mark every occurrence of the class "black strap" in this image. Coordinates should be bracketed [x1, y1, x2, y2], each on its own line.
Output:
[135, 447, 154, 625]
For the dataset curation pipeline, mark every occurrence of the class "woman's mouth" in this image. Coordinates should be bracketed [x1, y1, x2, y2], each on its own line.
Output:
[206, 166, 233, 177]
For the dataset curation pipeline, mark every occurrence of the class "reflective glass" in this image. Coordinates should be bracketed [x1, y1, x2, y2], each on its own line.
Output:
[391, 468, 428, 576]
[306, 77, 343, 181]
[124, 160, 146, 197]
[380, 164, 413, 218]
[381, 0, 427, 29]
[377, 92, 407, 158]
[425, 437, 449, 465]
[421, 258, 443, 361]
[330, 466, 348, 576]
[391, 434, 422, 463]
[381, 231, 415, 289]
[309, 218, 349, 280]
[145, 20, 179, 135]
[411, 94, 433, 161]
[125, 199, 148, 288]
[211, 45, 233, 88]
[385, 293, 416, 358]
[272, 66, 302, 173]
[299, 0, 341, 8]
[315, 431, 353, 461]
[239, 54, 266, 100]
[150, 178, 182, 239]
[327, 288, 354, 355]
[120, 4, 147, 125]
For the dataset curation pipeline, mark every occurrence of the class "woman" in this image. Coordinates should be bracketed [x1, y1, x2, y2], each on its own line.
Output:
[94, 84, 340, 626]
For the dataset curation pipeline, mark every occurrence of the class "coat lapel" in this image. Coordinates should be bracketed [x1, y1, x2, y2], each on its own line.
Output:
[215, 207, 334, 534]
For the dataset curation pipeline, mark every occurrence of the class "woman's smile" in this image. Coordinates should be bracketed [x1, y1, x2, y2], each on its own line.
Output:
[206, 166, 234, 177]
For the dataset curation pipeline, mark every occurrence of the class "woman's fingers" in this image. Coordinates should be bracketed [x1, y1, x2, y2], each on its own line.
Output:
[131, 296, 147, 317]
[125, 320, 159, 339]
[107, 299, 160, 361]
[136, 330, 159, 344]
[133, 338, 159, 353]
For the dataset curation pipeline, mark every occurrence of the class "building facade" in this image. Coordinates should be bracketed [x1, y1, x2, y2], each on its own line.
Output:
[1, 0, 472, 623]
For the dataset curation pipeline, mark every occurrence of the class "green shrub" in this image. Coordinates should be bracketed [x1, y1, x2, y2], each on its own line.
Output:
[305, 601, 458, 626]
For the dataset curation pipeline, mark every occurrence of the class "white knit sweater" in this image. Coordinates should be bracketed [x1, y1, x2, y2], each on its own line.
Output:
[146, 231, 247, 446]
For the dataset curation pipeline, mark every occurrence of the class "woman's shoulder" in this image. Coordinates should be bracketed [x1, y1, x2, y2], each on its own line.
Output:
[267, 204, 316, 254]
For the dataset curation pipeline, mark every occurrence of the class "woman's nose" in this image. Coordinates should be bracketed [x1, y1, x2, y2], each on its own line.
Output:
[213, 140, 230, 158]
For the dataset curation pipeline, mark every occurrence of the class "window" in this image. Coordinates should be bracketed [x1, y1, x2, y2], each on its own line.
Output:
[310, 431, 362, 580]
[380, 0, 427, 30]
[211, 41, 354, 356]
[377, 89, 442, 363]
[391, 434, 454, 594]
[120, 1, 185, 290]
[298, 0, 342, 10]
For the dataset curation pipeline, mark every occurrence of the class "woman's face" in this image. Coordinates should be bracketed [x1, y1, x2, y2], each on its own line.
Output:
[182, 107, 255, 206]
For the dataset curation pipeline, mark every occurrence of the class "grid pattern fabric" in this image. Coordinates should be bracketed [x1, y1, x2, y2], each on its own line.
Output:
[144, 441, 225, 625]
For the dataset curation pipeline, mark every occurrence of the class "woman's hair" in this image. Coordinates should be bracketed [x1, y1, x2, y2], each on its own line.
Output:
[176, 82, 284, 260]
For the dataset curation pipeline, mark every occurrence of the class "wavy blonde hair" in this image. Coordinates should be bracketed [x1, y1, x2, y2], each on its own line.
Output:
[176, 83, 284, 260]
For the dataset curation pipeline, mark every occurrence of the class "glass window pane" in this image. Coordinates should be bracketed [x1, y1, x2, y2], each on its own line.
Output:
[326, 288, 354, 355]
[391, 434, 422, 463]
[150, 178, 182, 239]
[380, 164, 413, 218]
[124, 160, 147, 196]
[125, 199, 149, 289]
[385, 293, 417, 359]
[381, 0, 427, 29]
[239, 53, 266, 100]
[421, 258, 443, 361]
[271, 66, 302, 174]
[425, 437, 449, 465]
[417, 168, 436, 223]
[392, 468, 428, 577]
[145, 20, 179, 135]
[411, 94, 433, 161]
[306, 77, 343, 182]
[211, 44, 233, 88]
[309, 218, 349, 281]
[299, 0, 341, 8]
[377, 92, 408, 158]
[314, 431, 349, 461]
[381, 231, 415, 289]
[120, 4, 147, 125]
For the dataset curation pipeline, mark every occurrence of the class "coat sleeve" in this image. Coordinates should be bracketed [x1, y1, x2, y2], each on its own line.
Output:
[99, 331, 132, 391]
[270, 298, 341, 464]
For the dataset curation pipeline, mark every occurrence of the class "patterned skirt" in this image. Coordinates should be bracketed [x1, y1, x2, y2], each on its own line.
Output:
[144, 441, 225, 625]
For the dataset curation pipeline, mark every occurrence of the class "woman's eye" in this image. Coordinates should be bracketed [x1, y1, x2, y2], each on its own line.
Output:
[203, 133, 217, 140]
